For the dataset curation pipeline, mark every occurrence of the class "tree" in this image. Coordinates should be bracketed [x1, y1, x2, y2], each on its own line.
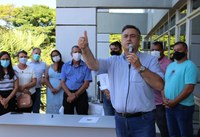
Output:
[0, 28, 53, 64]
[0, 4, 56, 47]
[0, 4, 56, 64]
[0, 4, 15, 28]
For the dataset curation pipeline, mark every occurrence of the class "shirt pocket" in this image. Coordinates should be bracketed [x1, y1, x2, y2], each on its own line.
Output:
[130, 72, 143, 83]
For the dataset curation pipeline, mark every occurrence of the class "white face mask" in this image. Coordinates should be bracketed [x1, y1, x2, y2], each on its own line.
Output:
[151, 51, 160, 58]
[52, 55, 60, 62]
[72, 53, 81, 61]
[19, 57, 27, 64]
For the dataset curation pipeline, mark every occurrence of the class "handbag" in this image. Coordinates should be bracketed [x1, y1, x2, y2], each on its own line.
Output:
[17, 93, 32, 108]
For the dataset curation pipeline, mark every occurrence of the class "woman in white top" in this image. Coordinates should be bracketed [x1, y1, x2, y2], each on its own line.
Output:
[14, 50, 36, 113]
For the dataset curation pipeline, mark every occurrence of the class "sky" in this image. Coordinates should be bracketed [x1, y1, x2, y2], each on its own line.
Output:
[0, 0, 56, 8]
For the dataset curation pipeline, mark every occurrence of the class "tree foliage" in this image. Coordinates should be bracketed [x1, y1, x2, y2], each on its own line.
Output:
[0, 28, 54, 65]
[0, 4, 55, 65]
[10, 5, 56, 47]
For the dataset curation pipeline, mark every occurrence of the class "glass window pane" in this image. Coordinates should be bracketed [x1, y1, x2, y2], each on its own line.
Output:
[192, 0, 200, 11]
[169, 28, 175, 60]
[180, 23, 186, 42]
[160, 26, 164, 34]
[179, 5, 187, 20]
[164, 21, 168, 32]
[170, 15, 175, 28]
[190, 15, 200, 70]
[191, 15, 200, 36]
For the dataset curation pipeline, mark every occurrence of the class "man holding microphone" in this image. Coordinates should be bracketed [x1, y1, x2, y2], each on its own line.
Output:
[78, 25, 164, 137]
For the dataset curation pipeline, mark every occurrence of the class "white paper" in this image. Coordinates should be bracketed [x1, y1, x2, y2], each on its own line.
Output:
[59, 106, 64, 114]
[79, 116, 99, 124]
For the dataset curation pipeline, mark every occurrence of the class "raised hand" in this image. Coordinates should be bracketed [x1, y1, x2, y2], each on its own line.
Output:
[78, 31, 88, 50]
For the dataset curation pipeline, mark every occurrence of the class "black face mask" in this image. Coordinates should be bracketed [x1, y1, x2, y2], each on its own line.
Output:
[110, 51, 121, 56]
[173, 51, 186, 61]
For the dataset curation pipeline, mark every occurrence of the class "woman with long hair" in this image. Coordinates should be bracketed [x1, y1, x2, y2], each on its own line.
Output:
[0, 51, 18, 115]
[45, 50, 64, 114]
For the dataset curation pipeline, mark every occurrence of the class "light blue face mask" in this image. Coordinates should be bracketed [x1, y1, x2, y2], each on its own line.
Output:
[19, 57, 28, 64]
[33, 54, 40, 61]
[0, 60, 10, 68]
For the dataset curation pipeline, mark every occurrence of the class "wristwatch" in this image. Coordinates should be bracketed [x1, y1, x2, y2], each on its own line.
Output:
[139, 65, 146, 73]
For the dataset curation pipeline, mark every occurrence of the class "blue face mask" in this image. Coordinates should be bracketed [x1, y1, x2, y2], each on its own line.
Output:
[0, 60, 10, 68]
[33, 54, 40, 61]
[19, 58, 28, 64]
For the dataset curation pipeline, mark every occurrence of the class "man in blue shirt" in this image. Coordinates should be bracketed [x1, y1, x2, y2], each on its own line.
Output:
[164, 41, 199, 137]
[60, 45, 92, 115]
[78, 25, 164, 137]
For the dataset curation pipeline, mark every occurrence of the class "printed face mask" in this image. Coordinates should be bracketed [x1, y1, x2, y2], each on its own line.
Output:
[0, 60, 10, 68]
[52, 55, 61, 62]
[151, 51, 160, 58]
[19, 58, 27, 64]
[173, 51, 186, 61]
[33, 54, 40, 61]
[72, 53, 81, 61]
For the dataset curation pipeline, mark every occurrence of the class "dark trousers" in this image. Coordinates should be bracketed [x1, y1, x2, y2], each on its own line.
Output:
[63, 90, 88, 115]
[155, 104, 169, 137]
[0, 90, 16, 116]
[32, 88, 41, 113]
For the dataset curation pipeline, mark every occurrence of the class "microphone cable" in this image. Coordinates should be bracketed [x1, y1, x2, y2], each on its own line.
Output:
[125, 64, 131, 113]
[123, 63, 131, 137]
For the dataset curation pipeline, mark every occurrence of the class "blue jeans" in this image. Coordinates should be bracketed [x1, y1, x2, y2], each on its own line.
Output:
[115, 110, 156, 137]
[32, 88, 41, 113]
[166, 104, 194, 137]
[103, 94, 115, 116]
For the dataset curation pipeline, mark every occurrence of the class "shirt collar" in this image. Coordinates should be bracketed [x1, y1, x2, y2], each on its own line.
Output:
[69, 60, 84, 66]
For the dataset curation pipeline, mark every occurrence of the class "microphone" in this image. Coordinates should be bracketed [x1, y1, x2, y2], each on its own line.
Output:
[128, 44, 134, 68]
[128, 44, 134, 53]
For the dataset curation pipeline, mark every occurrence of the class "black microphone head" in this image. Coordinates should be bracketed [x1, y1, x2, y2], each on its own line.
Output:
[128, 44, 134, 53]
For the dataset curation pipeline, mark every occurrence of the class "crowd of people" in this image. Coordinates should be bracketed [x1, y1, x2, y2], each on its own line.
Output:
[0, 24, 199, 137]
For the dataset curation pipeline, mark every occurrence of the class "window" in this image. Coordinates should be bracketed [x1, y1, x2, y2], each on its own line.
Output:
[179, 5, 187, 20]
[192, 0, 200, 11]
[170, 15, 175, 28]
[179, 23, 186, 42]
